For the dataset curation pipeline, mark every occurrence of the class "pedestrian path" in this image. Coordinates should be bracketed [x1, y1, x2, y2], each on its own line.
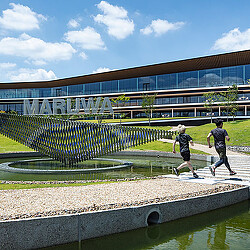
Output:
[176, 155, 250, 186]
[160, 139, 250, 186]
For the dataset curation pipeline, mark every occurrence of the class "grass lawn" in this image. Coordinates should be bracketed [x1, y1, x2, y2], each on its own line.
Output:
[187, 119, 250, 146]
[0, 134, 33, 153]
[0, 180, 129, 190]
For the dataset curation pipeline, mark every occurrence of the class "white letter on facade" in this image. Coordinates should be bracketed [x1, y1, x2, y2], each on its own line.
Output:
[40, 99, 52, 114]
[67, 98, 80, 114]
[23, 99, 39, 115]
[100, 97, 114, 114]
[81, 97, 101, 114]
[53, 99, 65, 115]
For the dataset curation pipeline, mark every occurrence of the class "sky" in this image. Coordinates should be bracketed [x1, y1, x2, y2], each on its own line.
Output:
[0, 0, 250, 83]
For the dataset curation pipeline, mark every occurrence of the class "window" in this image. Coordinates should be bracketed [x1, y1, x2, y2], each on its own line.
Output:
[85, 82, 101, 95]
[221, 66, 243, 86]
[178, 71, 198, 88]
[39, 88, 52, 97]
[119, 78, 137, 92]
[68, 84, 83, 96]
[138, 76, 156, 91]
[157, 73, 177, 90]
[244, 64, 250, 84]
[101, 80, 118, 94]
[199, 69, 221, 87]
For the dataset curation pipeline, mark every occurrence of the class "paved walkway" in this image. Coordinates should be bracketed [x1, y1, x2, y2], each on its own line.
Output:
[160, 139, 250, 186]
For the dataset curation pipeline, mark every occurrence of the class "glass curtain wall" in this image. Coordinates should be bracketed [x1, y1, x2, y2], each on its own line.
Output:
[0, 65, 250, 99]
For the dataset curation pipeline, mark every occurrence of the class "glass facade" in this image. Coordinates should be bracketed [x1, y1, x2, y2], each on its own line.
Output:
[0, 64, 249, 100]
[0, 63, 250, 115]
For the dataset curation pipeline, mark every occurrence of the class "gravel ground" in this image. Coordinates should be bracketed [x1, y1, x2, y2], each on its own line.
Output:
[0, 177, 241, 221]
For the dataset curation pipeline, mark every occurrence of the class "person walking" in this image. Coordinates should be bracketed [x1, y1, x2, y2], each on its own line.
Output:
[207, 119, 236, 176]
[173, 124, 199, 178]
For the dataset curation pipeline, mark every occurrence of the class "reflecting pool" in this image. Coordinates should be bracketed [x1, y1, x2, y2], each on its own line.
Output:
[44, 200, 250, 250]
[0, 156, 207, 181]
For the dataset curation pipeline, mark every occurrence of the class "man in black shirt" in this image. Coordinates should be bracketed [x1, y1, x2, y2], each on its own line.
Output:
[173, 124, 199, 178]
[207, 119, 236, 176]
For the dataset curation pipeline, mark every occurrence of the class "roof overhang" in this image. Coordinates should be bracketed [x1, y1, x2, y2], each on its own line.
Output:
[1, 49, 250, 89]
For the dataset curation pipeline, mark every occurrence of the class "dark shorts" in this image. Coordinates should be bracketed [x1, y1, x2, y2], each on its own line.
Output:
[181, 151, 190, 161]
[215, 147, 227, 158]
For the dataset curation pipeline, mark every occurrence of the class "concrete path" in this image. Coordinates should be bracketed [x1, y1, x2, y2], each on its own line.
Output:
[160, 139, 250, 186]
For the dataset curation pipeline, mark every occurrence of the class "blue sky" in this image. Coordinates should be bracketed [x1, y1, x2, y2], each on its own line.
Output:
[0, 0, 250, 83]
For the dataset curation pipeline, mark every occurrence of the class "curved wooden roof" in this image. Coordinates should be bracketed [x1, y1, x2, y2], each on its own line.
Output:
[1, 50, 250, 89]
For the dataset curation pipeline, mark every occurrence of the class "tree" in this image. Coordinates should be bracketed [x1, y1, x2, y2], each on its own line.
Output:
[141, 93, 157, 126]
[110, 94, 130, 125]
[203, 91, 217, 123]
[218, 84, 239, 121]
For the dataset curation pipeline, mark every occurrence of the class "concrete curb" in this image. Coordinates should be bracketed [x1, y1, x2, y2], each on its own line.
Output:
[0, 158, 132, 174]
[0, 186, 249, 250]
[0, 152, 42, 159]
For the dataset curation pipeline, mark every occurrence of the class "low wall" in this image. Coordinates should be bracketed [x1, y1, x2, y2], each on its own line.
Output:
[0, 186, 249, 250]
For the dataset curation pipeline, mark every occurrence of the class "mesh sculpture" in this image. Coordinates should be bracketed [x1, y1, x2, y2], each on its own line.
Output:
[0, 114, 172, 165]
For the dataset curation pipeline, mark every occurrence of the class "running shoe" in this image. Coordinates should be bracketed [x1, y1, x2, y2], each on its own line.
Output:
[173, 167, 179, 176]
[230, 171, 237, 175]
[209, 165, 215, 176]
[193, 173, 199, 178]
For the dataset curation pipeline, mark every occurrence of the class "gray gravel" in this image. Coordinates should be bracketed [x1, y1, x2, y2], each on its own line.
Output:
[0, 177, 241, 221]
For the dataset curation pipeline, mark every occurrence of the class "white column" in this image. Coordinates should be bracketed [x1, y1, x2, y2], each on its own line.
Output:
[131, 110, 133, 119]
[194, 108, 197, 117]
[245, 106, 247, 116]
[219, 106, 221, 116]
[172, 109, 174, 118]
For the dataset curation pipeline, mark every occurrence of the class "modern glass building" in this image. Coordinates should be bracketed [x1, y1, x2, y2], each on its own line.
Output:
[0, 50, 250, 118]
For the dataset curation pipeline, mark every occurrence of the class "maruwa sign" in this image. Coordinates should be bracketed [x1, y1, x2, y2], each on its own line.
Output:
[24, 97, 114, 115]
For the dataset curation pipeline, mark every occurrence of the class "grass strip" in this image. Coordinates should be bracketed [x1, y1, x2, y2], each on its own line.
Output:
[0, 180, 120, 190]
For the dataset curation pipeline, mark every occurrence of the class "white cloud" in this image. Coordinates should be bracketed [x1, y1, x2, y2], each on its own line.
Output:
[212, 28, 250, 52]
[0, 33, 76, 63]
[0, 3, 46, 31]
[32, 60, 47, 66]
[67, 18, 80, 29]
[94, 1, 134, 39]
[0, 62, 16, 69]
[79, 52, 88, 60]
[140, 19, 185, 36]
[92, 67, 111, 73]
[64, 27, 106, 50]
[9, 68, 57, 82]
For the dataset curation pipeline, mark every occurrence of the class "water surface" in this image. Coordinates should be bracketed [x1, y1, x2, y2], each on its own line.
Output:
[45, 200, 250, 250]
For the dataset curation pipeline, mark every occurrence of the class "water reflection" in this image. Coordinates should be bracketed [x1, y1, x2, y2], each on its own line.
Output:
[207, 223, 229, 250]
[44, 200, 249, 250]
